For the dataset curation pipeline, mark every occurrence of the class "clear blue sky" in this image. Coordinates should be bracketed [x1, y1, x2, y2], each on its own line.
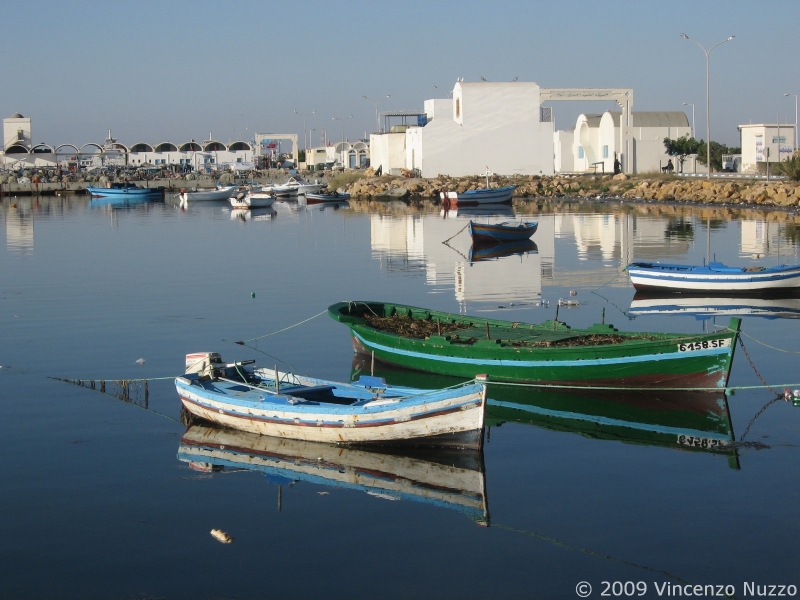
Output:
[2, 0, 797, 149]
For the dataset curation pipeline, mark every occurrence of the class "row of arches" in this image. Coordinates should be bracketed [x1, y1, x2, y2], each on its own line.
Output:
[4, 141, 253, 155]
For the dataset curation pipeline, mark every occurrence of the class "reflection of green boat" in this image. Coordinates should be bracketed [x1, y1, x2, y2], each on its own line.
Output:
[329, 301, 741, 389]
[178, 423, 490, 524]
[350, 356, 739, 468]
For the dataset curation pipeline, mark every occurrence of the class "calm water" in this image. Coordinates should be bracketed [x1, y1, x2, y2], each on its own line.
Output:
[2, 194, 800, 599]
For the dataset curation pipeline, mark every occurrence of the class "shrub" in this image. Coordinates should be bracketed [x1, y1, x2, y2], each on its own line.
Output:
[328, 171, 365, 190]
[775, 155, 800, 181]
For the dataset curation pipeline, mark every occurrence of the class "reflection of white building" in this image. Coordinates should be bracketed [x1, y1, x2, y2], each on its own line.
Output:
[5, 199, 34, 255]
[369, 212, 553, 311]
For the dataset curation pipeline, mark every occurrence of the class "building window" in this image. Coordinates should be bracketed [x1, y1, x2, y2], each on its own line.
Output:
[773, 136, 787, 144]
[603, 145, 609, 158]
[578, 146, 585, 159]
[455, 98, 461, 119]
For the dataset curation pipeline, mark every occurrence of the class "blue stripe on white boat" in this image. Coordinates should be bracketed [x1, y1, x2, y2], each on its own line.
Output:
[353, 332, 729, 367]
[488, 400, 731, 441]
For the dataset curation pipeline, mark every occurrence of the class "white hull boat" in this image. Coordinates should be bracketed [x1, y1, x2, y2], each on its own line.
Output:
[179, 185, 237, 203]
[229, 192, 276, 209]
[627, 261, 800, 294]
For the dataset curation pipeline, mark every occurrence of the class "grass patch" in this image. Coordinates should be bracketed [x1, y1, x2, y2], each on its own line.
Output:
[329, 171, 366, 189]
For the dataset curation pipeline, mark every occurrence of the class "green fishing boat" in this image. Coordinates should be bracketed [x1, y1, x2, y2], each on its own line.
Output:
[329, 301, 742, 390]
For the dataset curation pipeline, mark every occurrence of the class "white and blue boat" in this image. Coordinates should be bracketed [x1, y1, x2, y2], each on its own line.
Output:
[627, 261, 800, 294]
[440, 185, 516, 207]
[175, 352, 487, 448]
[305, 190, 351, 204]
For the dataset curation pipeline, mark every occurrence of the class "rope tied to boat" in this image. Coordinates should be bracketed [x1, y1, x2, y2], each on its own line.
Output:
[441, 223, 469, 245]
[234, 310, 327, 345]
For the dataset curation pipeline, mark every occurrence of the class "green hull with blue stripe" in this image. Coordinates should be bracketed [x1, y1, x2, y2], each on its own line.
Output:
[328, 301, 741, 390]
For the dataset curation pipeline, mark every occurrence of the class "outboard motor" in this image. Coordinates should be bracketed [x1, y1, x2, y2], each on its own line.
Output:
[185, 352, 225, 380]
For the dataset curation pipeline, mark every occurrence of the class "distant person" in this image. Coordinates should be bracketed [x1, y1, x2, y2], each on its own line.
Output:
[613, 156, 621, 174]
[667, 159, 674, 173]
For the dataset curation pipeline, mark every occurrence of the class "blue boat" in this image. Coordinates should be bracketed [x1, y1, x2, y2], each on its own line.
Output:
[468, 220, 537, 244]
[627, 261, 800, 294]
[440, 185, 516, 207]
[305, 191, 351, 204]
[87, 183, 165, 200]
[176, 352, 486, 448]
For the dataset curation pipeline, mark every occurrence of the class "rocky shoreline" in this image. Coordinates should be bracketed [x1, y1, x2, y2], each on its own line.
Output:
[339, 173, 800, 209]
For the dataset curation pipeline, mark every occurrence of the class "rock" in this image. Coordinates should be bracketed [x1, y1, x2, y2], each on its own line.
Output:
[612, 173, 627, 181]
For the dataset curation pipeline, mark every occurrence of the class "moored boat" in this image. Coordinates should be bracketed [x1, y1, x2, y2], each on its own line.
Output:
[306, 190, 351, 204]
[175, 352, 486, 448]
[440, 185, 516, 208]
[177, 423, 489, 523]
[87, 182, 165, 199]
[229, 191, 276, 209]
[468, 220, 537, 244]
[277, 175, 325, 195]
[328, 301, 742, 389]
[627, 261, 800, 294]
[178, 185, 237, 203]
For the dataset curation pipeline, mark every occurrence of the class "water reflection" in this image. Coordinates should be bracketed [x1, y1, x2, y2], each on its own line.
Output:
[468, 239, 538, 263]
[629, 292, 800, 320]
[177, 423, 490, 525]
[230, 207, 277, 222]
[350, 355, 739, 468]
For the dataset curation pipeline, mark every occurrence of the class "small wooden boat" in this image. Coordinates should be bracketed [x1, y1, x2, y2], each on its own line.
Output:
[468, 220, 537, 244]
[87, 183, 165, 199]
[277, 175, 325, 195]
[440, 185, 515, 208]
[305, 190, 351, 204]
[175, 353, 486, 448]
[178, 185, 237, 203]
[328, 301, 741, 389]
[229, 191, 275, 209]
[627, 261, 800, 294]
[177, 423, 489, 524]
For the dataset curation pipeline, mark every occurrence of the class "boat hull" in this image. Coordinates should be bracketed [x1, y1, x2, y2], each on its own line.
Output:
[440, 185, 516, 207]
[178, 186, 237, 202]
[306, 192, 351, 204]
[87, 186, 164, 199]
[468, 220, 537, 244]
[628, 261, 800, 294]
[230, 193, 275, 209]
[175, 372, 486, 448]
[329, 301, 741, 390]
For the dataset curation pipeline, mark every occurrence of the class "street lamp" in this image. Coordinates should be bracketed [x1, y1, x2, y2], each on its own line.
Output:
[680, 33, 735, 179]
[331, 116, 352, 167]
[363, 95, 390, 133]
[293, 109, 316, 152]
[683, 103, 695, 139]
[785, 93, 798, 151]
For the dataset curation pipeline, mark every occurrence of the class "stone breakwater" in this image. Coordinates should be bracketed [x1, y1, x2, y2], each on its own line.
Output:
[340, 174, 800, 209]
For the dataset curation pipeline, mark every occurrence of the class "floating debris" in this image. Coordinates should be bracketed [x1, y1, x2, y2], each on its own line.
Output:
[569, 290, 577, 296]
[558, 298, 580, 307]
[210, 529, 234, 544]
[135, 358, 146, 364]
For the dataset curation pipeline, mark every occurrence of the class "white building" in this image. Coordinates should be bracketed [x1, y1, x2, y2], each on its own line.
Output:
[127, 140, 254, 171]
[738, 123, 797, 174]
[371, 81, 555, 178]
[567, 111, 690, 174]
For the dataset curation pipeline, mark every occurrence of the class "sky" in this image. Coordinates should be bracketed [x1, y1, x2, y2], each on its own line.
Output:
[2, 0, 798, 149]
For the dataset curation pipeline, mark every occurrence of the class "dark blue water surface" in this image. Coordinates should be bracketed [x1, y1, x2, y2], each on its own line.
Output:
[2, 194, 800, 599]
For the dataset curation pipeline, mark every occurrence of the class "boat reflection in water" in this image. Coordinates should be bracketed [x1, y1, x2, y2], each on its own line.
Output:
[442, 204, 515, 218]
[178, 423, 489, 525]
[469, 239, 538, 263]
[351, 355, 739, 468]
[630, 292, 800, 320]
[230, 207, 277, 222]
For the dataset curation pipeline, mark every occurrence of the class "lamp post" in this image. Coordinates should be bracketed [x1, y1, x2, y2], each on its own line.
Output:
[331, 116, 352, 167]
[680, 33, 735, 179]
[363, 95, 390, 133]
[683, 102, 695, 139]
[785, 93, 798, 151]
[293, 109, 316, 153]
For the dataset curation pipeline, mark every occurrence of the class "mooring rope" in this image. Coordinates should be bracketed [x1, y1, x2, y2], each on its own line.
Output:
[740, 330, 800, 354]
[441, 223, 469, 245]
[234, 310, 328, 345]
